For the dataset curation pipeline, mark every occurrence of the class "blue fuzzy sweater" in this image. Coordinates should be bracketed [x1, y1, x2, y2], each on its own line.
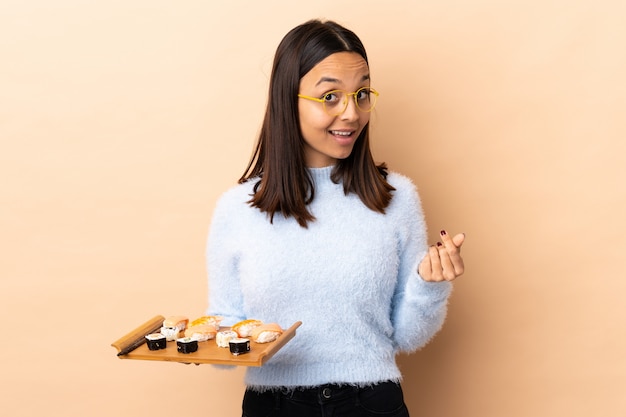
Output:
[206, 166, 451, 390]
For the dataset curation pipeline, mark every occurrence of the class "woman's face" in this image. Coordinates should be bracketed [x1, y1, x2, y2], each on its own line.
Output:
[298, 52, 371, 168]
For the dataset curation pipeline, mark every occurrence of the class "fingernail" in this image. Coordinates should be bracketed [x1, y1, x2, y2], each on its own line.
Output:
[440, 230, 447, 236]
[436, 242, 443, 247]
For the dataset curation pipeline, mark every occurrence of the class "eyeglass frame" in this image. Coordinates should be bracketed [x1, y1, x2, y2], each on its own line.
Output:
[297, 87, 379, 116]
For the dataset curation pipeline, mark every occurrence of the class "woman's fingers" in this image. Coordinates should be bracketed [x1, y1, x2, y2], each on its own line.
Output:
[451, 232, 465, 248]
[437, 242, 457, 281]
[418, 248, 432, 279]
[428, 244, 443, 281]
[419, 230, 466, 282]
[440, 231, 465, 277]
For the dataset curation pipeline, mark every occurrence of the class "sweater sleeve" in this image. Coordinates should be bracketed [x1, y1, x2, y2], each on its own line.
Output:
[389, 176, 452, 353]
[205, 189, 247, 326]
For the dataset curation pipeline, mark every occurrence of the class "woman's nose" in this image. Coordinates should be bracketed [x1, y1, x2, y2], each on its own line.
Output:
[340, 96, 359, 121]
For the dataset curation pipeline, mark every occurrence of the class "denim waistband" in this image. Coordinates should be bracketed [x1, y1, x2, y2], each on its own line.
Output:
[255, 381, 402, 404]
[281, 383, 358, 402]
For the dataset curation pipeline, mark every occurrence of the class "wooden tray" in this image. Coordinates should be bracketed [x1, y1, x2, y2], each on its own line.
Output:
[111, 315, 301, 367]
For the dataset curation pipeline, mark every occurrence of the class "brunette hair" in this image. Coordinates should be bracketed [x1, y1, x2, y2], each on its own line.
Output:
[239, 19, 394, 227]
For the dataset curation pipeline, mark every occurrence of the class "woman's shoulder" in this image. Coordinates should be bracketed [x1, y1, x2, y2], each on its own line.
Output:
[214, 179, 257, 210]
[385, 170, 423, 214]
[386, 170, 418, 194]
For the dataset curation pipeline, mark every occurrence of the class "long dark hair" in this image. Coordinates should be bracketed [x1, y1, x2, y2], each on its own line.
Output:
[239, 19, 394, 227]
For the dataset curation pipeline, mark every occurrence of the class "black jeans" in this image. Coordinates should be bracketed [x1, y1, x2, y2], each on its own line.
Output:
[242, 380, 410, 417]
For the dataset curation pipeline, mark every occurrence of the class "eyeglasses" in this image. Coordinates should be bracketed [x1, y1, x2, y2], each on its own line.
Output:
[298, 87, 379, 116]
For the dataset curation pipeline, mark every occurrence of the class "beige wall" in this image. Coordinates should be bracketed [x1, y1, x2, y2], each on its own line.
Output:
[1, 1, 624, 416]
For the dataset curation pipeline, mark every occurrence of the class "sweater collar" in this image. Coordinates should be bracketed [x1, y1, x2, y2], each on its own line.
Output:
[307, 165, 335, 184]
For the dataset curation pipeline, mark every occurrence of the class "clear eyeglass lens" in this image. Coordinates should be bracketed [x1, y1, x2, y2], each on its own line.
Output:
[323, 88, 376, 115]
[355, 87, 375, 112]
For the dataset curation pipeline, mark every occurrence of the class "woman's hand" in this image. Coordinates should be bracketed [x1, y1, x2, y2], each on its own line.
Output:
[418, 230, 465, 282]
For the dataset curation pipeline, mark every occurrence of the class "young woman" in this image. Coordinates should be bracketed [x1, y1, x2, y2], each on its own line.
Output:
[206, 19, 465, 417]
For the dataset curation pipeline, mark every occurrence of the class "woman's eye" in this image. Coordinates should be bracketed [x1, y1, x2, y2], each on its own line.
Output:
[356, 88, 370, 101]
[323, 92, 340, 103]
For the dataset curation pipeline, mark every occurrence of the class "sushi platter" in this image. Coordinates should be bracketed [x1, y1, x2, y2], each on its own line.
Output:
[111, 315, 301, 367]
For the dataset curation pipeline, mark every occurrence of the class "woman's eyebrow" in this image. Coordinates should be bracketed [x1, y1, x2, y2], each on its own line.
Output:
[315, 76, 341, 86]
[315, 74, 370, 87]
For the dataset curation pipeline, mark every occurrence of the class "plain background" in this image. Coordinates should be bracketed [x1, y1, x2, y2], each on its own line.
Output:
[1, 1, 625, 416]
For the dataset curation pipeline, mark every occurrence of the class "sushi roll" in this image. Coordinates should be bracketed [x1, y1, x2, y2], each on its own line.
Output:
[145, 333, 167, 350]
[176, 337, 198, 354]
[160, 315, 189, 341]
[229, 338, 250, 356]
[216, 330, 238, 348]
